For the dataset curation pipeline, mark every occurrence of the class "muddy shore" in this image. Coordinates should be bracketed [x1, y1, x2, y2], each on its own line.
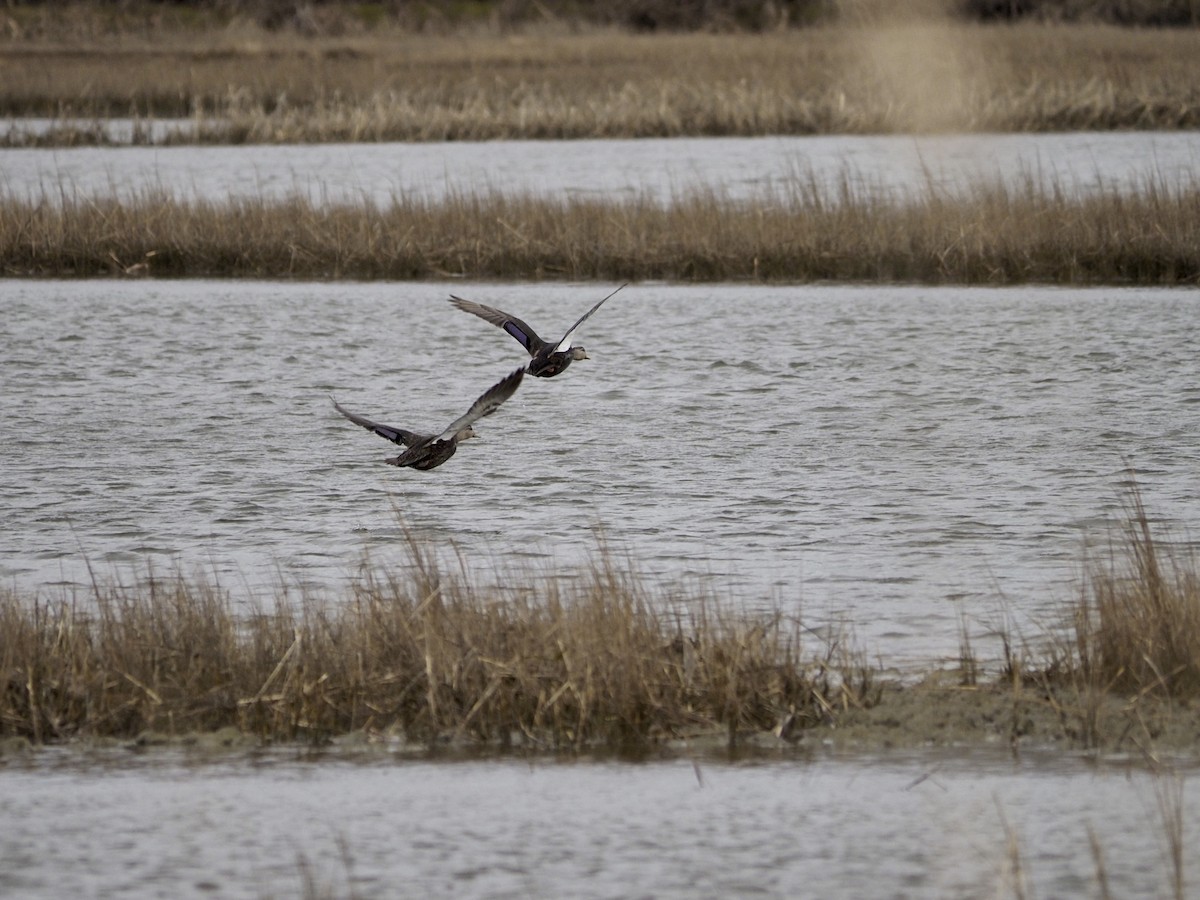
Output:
[4, 673, 1197, 765]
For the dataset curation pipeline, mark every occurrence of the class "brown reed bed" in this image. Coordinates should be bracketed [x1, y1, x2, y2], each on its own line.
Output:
[789, 492, 1200, 760]
[4, 494, 1200, 756]
[3, 19, 1200, 143]
[1073, 488, 1200, 700]
[2, 175, 1198, 284]
[968, 480, 1200, 755]
[0, 536, 874, 750]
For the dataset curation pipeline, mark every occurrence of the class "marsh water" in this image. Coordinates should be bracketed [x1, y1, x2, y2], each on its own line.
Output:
[3, 132, 1200, 898]
[4, 279, 1199, 668]
[3, 130, 1200, 204]
[0, 745, 1196, 900]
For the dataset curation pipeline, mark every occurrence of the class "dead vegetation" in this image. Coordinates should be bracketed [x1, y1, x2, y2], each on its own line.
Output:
[2, 14, 1200, 142]
[0, 535, 876, 750]
[945, 479, 1200, 757]
[3, 488, 1200, 758]
[1077, 489, 1200, 698]
[3, 174, 1198, 284]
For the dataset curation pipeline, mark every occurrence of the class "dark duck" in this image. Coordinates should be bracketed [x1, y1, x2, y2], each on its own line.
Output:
[331, 366, 524, 470]
[448, 284, 626, 378]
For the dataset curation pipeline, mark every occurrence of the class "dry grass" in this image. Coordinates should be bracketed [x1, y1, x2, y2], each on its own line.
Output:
[3, 19, 1200, 142]
[3, 174, 1198, 284]
[1074, 486, 1200, 699]
[4, 493, 1200, 754]
[986, 481, 1200, 752]
[0, 536, 872, 750]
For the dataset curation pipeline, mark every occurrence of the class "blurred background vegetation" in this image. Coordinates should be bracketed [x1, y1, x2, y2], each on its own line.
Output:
[1, 0, 1198, 39]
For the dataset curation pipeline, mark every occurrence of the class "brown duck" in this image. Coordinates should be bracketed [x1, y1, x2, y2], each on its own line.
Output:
[331, 366, 524, 470]
[448, 284, 626, 378]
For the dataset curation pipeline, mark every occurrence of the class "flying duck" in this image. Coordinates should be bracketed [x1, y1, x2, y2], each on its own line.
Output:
[448, 284, 626, 378]
[331, 366, 524, 470]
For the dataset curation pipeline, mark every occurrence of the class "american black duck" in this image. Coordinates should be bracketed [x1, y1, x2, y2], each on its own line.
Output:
[331, 366, 524, 470]
[448, 284, 626, 378]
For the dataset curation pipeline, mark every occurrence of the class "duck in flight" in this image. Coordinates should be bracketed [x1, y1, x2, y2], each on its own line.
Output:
[448, 284, 626, 378]
[331, 366, 524, 470]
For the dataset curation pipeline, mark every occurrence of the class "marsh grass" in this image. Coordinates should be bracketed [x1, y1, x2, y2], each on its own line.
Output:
[5, 493, 1200, 756]
[996, 802, 1031, 900]
[989, 481, 1200, 752]
[1075, 487, 1200, 699]
[3, 174, 1199, 283]
[3, 22, 1200, 142]
[0, 536, 871, 750]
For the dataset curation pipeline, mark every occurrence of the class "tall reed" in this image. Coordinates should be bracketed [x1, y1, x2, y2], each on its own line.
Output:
[0, 537, 868, 749]
[1074, 486, 1200, 698]
[2, 175, 1198, 284]
[998, 482, 1200, 749]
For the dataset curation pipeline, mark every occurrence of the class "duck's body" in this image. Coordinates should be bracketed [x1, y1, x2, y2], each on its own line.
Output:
[331, 366, 524, 470]
[448, 284, 625, 378]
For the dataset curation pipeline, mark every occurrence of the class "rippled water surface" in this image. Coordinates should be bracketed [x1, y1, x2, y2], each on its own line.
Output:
[3, 131, 1198, 204]
[1, 747, 1197, 899]
[4, 127, 1200, 898]
[3, 279, 1198, 667]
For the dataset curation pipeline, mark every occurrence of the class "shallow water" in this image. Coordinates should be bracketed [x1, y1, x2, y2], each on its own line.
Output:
[0, 746, 1196, 899]
[3, 279, 1198, 668]
[2, 131, 1198, 205]
[0, 117, 198, 146]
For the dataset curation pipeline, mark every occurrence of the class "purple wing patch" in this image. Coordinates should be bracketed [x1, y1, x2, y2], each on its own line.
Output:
[504, 321, 533, 350]
[372, 425, 404, 443]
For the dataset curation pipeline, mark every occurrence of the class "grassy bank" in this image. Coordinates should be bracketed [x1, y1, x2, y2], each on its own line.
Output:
[2, 497, 1199, 757]
[0, 534, 875, 750]
[3, 177, 1198, 284]
[3, 20, 1200, 143]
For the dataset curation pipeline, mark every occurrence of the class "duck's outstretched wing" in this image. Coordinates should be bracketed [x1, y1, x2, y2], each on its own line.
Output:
[331, 397, 426, 447]
[552, 283, 627, 353]
[449, 296, 547, 356]
[435, 367, 525, 441]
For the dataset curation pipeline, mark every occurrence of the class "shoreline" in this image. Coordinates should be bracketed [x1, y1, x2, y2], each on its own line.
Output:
[4, 672, 1197, 764]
